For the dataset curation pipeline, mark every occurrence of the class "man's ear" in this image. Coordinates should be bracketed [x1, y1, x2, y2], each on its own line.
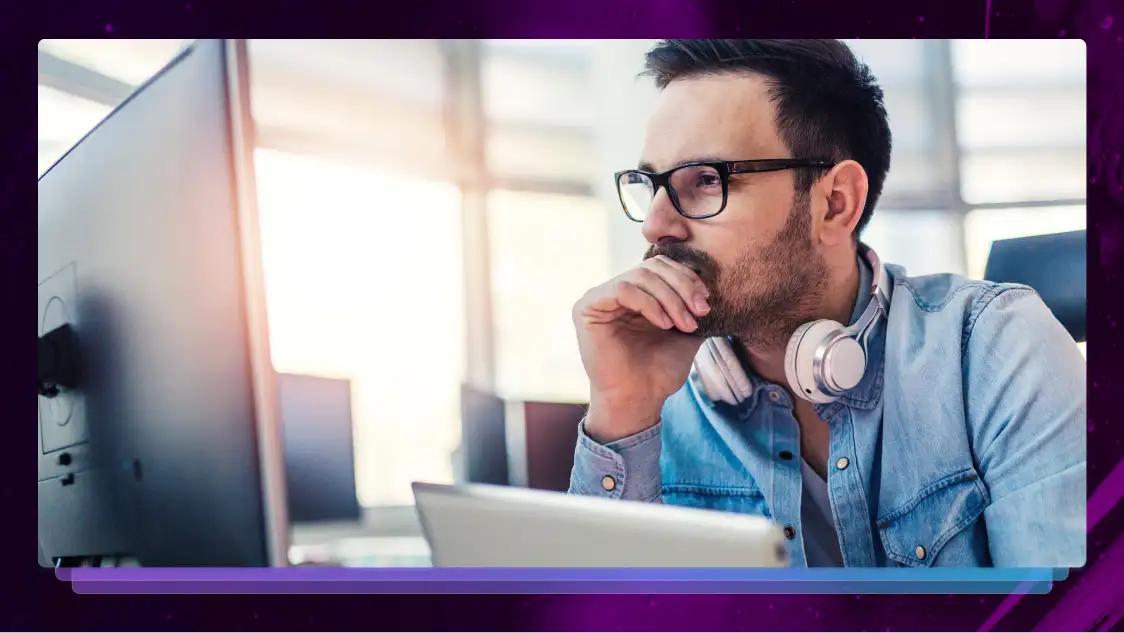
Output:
[817, 160, 868, 247]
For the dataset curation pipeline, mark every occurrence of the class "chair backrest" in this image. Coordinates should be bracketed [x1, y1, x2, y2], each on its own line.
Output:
[983, 230, 1086, 342]
[505, 400, 586, 492]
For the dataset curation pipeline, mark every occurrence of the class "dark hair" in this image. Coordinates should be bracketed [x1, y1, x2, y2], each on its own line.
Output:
[643, 39, 892, 237]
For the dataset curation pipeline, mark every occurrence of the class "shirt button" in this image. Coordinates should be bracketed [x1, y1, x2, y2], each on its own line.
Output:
[836, 457, 850, 471]
[783, 525, 796, 540]
[915, 545, 927, 561]
[600, 475, 617, 492]
[768, 391, 781, 402]
[779, 450, 794, 461]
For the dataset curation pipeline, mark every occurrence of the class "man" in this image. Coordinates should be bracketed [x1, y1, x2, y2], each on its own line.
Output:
[568, 39, 1086, 568]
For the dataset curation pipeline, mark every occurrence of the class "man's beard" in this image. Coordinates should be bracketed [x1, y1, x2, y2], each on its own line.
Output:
[644, 196, 828, 349]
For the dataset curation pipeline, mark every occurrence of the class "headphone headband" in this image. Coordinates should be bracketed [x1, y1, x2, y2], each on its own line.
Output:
[862, 245, 891, 315]
[847, 245, 891, 347]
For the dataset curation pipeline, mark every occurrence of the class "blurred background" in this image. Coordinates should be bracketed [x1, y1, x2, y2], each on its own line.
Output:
[38, 40, 1086, 553]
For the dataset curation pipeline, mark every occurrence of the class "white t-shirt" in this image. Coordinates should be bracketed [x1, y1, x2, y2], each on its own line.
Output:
[800, 459, 844, 567]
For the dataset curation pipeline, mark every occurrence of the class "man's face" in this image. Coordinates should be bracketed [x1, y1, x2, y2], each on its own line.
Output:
[640, 74, 829, 347]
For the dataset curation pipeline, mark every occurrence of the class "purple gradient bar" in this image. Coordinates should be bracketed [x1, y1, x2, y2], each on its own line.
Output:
[69, 579, 1055, 595]
[59, 566, 1058, 582]
[58, 566, 1058, 596]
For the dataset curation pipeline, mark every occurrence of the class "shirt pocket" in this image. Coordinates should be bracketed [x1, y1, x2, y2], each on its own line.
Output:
[877, 468, 992, 567]
[661, 484, 773, 519]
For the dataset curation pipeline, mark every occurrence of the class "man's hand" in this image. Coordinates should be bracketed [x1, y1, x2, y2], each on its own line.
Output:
[573, 255, 711, 443]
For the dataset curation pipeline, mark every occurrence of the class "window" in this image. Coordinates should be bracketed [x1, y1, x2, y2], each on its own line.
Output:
[952, 40, 1086, 206]
[254, 149, 465, 507]
[846, 39, 927, 85]
[862, 210, 965, 277]
[960, 151, 1087, 205]
[482, 42, 594, 129]
[846, 41, 955, 205]
[487, 190, 609, 401]
[952, 40, 1086, 355]
[485, 127, 598, 184]
[482, 41, 596, 185]
[37, 85, 111, 176]
[39, 39, 187, 86]
[585, 40, 660, 276]
[950, 40, 1085, 88]
[246, 40, 449, 177]
[956, 93, 1085, 151]
[38, 39, 186, 177]
[482, 41, 608, 403]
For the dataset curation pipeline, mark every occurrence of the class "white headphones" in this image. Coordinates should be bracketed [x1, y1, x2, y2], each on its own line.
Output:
[693, 245, 891, 406]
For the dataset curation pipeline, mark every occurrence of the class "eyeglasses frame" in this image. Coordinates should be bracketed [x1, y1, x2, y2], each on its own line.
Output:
[614, 158, 836, 222]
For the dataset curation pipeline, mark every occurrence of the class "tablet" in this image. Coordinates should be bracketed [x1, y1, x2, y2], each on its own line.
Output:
[413, 482, 789, 567]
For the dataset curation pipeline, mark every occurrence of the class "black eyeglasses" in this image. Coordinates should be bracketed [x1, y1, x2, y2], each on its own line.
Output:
[614, 158, 835, 222]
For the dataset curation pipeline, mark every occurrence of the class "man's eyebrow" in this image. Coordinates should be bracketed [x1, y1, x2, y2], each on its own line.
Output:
[636, 156, 726, 172]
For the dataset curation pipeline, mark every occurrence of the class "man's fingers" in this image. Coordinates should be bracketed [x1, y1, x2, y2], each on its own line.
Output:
[651, 255, 708, 289]
[577, 260, 711, 333]
[644, 256, 711, 316]
[577, 280, 675, 330]
[613, 280, 676, 330]
[627, 268, 699, 332]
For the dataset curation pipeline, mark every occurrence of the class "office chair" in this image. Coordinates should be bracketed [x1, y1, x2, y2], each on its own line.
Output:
[983, 230, 1086, 343]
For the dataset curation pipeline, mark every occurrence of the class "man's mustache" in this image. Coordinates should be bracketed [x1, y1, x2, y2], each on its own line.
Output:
[644, 242, 719, 284]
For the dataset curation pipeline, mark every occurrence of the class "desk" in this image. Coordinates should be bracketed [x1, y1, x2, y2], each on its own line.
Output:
[289, 535, 431, 567]
[288, 505, 431, 567]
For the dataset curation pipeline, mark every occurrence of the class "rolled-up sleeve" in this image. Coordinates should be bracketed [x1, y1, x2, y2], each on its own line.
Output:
[568, 419, 663, 503]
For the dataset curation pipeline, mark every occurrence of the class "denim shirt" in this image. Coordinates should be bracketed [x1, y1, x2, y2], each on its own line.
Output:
[569, 258, 1087, 568]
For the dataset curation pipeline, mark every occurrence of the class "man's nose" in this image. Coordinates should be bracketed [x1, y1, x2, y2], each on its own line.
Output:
[641, 188, 690, 245]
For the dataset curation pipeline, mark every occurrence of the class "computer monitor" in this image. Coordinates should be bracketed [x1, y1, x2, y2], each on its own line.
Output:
[458, 384, 509, 486]
[36, 39, 289, 567]
[277, 373, 361, 524]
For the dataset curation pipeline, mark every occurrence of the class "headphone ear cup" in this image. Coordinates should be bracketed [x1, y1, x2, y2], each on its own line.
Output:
[785, 319, 847, 404]
[823, 337, 867, 392]
[784, 321, 815, 398]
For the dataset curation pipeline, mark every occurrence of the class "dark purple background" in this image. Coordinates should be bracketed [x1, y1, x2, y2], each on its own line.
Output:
[9, 0, 1123, 629]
